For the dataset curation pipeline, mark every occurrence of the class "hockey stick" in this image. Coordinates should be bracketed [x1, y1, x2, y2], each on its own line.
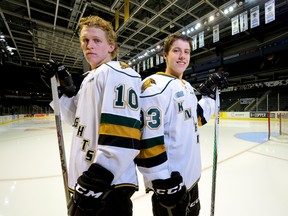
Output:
[210, 88, 220, 216]
[50, 76, 70, 204]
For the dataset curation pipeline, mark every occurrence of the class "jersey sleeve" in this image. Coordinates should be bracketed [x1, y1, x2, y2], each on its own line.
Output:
[197, 96, 215, 126]
[135, 77, 171, 186]
[94, 62, 142, 182]
[50, 95, 77, 125]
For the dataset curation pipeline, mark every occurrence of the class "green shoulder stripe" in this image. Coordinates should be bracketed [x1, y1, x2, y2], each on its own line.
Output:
[101, 113, 140, 129]
[140, 136, 164, 149]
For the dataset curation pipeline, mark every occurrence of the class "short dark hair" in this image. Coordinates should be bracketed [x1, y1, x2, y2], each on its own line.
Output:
[163, 32, 192, 54]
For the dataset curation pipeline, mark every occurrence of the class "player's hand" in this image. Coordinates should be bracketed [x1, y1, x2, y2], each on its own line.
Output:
[198, 71, 229, 99]
[41, 59, 59, 79]
[210, 71, 229, 90]
[152, 172, 190, 215]
[68, 163, 114, 216]
[41, 59, 76, 97]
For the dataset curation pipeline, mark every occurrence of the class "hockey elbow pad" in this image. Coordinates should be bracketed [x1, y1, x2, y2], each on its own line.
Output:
[68, 163, 114, 216]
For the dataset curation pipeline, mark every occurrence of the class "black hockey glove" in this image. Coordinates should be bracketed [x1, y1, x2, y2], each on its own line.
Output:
[68, 163, 114, 216]
[152, 172, 190, 216]
[41, 59, 76, 97]
[198, 71, 229, 99]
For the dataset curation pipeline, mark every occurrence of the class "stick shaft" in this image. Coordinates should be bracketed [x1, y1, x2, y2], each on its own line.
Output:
[51, 76, 70, 204]
[210, 88, 220, 216]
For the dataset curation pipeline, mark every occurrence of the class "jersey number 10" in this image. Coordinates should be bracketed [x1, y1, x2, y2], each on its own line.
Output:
[114, 84, 139, 110]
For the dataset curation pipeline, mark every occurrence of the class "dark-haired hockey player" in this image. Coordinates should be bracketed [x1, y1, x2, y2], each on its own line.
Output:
[135, 32, 228, 216]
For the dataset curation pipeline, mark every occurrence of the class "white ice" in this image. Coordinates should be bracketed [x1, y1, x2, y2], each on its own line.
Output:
[0, 118, 287, 216]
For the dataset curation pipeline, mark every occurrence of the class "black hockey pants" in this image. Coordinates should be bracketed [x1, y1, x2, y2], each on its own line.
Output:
[103, 186, 135, 216]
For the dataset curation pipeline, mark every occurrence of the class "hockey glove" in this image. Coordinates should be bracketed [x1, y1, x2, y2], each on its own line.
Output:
[198, 71, 229, 99]
[152, 172, 190, 216]
[41, 59, 76, 97]
[68, 163, 114, 216]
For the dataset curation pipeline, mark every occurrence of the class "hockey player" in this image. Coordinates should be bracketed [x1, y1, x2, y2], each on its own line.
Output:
[41, 16, 141, 216]
[135, 32, 228, 216]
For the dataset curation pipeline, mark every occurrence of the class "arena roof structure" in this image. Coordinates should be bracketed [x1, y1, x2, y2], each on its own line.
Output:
[1, 0, 288, 93]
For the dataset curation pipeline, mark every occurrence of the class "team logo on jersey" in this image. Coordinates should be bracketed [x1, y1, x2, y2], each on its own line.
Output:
[175, 91, 184, 98]
[120, 61, 130, 69]
[141, 78, 156, 93]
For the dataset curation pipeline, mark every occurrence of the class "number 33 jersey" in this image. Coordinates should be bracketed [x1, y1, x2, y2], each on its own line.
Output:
[58, 61, 142, 192]
[135, 72, 215, 190]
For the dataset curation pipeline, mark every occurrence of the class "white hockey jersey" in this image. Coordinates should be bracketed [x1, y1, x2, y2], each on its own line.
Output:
[135, 72, 215, 191]
[58, 61, 142, 192]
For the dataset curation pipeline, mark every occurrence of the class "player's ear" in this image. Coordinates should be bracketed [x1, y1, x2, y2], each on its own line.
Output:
[108, 44, 115, 53]
[163, 52, 168, 60]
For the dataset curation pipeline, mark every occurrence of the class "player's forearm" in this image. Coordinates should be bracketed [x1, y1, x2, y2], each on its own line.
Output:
[95, 146, 140, 183]
[58, 96, 77, 125]
[198, 97, 215, 124]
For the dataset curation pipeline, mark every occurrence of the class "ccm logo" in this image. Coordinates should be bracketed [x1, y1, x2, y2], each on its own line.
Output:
[155, 182, 184, 195]
[76, 184, 103, 198]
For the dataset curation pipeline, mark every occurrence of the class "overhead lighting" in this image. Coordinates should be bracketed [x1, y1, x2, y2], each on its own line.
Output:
[0, 34, 5, 42]
[33, 56, 40, 61]
[195, 23, 201, 30]
[27, 30, 33, 36]
[6, 46, 16, 52]
[209, 15, 215, 22]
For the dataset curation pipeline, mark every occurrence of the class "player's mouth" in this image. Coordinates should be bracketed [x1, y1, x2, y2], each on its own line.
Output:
[176, 61, 186, 65]
[86, 52, 96, 56]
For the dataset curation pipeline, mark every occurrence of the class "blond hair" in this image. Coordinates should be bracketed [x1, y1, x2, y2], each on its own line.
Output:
[79, 16, 118, 59]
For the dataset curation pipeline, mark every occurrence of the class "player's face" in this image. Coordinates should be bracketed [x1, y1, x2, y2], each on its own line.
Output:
[164, 39, 190, 78]
[80, 26, 115, 69]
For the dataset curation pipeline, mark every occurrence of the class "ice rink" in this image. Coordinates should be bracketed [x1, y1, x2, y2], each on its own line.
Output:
[0, 117, 288, 216]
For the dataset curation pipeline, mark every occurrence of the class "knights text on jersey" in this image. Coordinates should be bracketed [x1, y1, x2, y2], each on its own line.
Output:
[59, 61, 142, 191]
[135, 72, 215, 190]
